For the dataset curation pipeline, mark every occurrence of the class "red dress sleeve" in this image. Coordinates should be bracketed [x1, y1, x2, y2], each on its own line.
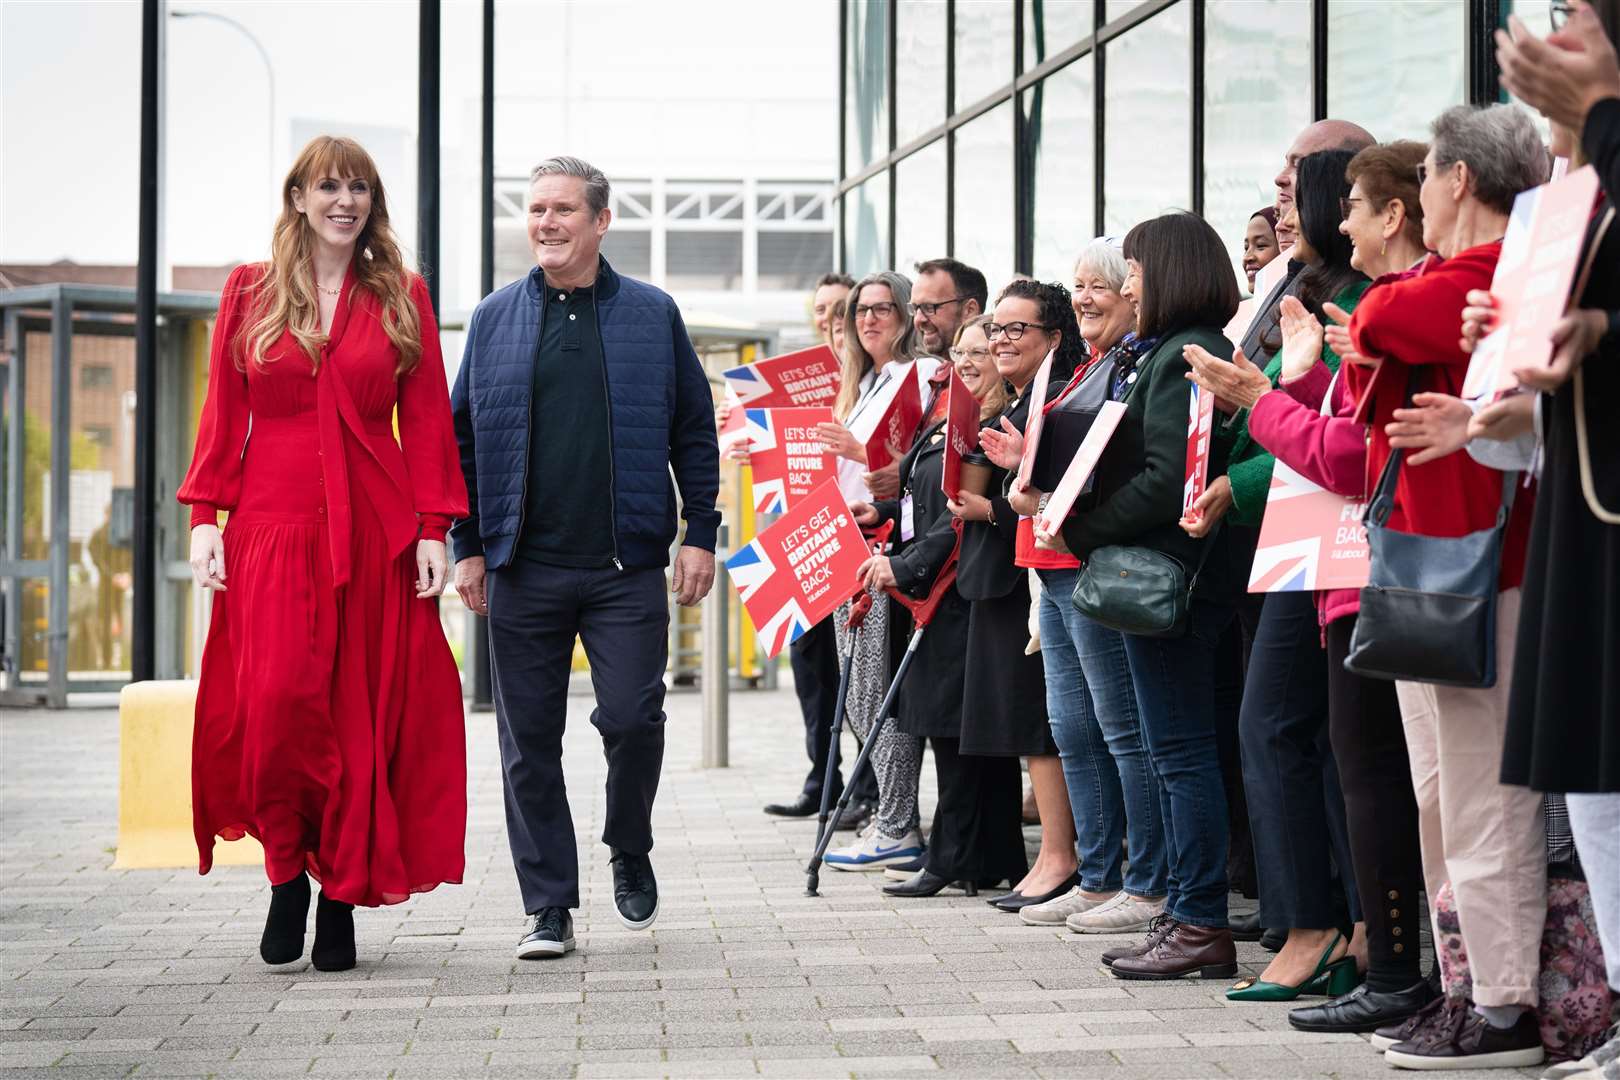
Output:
[176, 264, 260, 528]
[397, 275, 469, 543]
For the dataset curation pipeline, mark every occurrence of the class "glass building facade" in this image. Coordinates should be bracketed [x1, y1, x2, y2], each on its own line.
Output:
[837, 0, 1548, 287]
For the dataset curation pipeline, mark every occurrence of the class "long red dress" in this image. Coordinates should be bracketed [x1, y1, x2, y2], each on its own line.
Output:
[177, 262, 469, 906]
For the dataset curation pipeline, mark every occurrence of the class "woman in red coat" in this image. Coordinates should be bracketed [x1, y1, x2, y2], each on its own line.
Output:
[178, 136, 469, 972]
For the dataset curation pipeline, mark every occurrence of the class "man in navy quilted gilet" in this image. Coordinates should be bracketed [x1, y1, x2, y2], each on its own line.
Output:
[450, 156, 721, 960]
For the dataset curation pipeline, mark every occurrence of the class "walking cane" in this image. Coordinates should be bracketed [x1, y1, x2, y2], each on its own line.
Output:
[805, 519, 963, 896]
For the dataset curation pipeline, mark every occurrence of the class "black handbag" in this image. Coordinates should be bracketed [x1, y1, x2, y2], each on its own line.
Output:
[1070, 535, 1218, 639]
[1343, 447, 1518, 687]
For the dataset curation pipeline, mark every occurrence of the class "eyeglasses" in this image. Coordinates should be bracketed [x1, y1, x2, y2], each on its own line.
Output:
[949, 347, 991, 362]
[1552, 0, 1574, 29]
[913, 296, 968, 318]
[985, 321, 1051, 341]
[1339, 196, 1367, 219]
[1416, 162, 1430, 185]
[854, 302, 899, 320]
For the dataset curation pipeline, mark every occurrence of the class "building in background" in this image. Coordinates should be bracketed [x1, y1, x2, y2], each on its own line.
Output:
[836, 0, 1550, 289]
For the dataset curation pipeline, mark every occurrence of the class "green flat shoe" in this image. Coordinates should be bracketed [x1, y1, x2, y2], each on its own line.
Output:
[1226, 931, 1361, 1002]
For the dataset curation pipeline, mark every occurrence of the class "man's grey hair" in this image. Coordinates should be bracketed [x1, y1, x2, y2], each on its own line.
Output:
[1430, 104, 1549, 216]
[529, 155, 612, 216]
[1074, 237, 1128, 293]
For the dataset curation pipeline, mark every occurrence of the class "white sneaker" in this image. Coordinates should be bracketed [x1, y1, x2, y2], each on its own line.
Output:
[1065, 892, 1166, 933]
[1019, 886, 1118, 926]
[823, 825, 925, 871]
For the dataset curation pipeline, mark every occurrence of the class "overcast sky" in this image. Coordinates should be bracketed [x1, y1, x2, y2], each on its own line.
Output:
[2, 0, 836, 269]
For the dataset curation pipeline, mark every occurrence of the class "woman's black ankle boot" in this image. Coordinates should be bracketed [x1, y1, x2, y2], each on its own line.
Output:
[261, 872, 311, 965]
[311, 892, 356, 972]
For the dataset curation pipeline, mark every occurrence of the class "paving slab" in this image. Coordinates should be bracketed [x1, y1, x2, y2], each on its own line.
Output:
[0, 688, 1543, 1079]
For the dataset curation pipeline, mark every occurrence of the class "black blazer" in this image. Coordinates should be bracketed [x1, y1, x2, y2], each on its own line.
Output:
[874, 420, 958, 598]
[958, 385, 1048, 602]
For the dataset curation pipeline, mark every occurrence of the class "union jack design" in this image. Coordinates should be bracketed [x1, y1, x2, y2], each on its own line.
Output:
[1248, 461, 1370, 593]
[746, 407, 834, 514]
[726, 538, 814, 657]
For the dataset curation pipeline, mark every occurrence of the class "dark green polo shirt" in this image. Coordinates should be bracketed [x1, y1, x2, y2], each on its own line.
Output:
[517, 279, 617, 568]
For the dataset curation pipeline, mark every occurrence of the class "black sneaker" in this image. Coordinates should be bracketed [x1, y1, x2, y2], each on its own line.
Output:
[1385, 1001, 1544, 1071]
[515, 907, 574, 960]
[610, 849, 659, 930]
[1372, 990, 1448, 1051]
[834, 800, 874, 832]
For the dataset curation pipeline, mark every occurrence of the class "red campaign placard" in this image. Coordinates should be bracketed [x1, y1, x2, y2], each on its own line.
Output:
[724, 478, 868, 659]
[860, 368, 923, 472]
[723, 344, 842, 408]
[940, 367, 980, 501]
[1182, 383, 1218, 517]
[1463, 164, 1601, 401]
[1248, 460, 1370, 592]
[1035, 400, 1128, 539]
[746, 407, 835, 513]
[1015, 348, 1056, 490]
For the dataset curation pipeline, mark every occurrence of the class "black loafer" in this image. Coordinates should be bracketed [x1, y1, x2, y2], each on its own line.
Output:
[763, 793, 819, 817]
[993, 873, 1080, 912]
[610, 848, 659, 930]
[1229, 910, 1265, 942]
[1288, 978, 1438, 1033]
[1260, 926, 1287, 952]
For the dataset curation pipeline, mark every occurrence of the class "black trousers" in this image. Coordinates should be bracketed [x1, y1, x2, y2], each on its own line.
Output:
[1215, 591, 1266, 900]
[790, 618, 843, 801]
[487, 559, 668, 913]
[1327, 616, 1425, 988]
[924, 737, 1028, 884]
[1239, 591, 1359, 929]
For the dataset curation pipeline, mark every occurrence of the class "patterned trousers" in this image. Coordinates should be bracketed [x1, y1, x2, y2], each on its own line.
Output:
[834, 592, 922, 838]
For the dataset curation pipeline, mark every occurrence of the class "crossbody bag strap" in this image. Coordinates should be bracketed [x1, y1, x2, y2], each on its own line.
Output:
[1571, 207, 1620, 524]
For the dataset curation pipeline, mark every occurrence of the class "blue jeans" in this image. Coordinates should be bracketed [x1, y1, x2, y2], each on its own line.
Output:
[1038, 568, 1167, 897]
[1120, 598, 1235, 927]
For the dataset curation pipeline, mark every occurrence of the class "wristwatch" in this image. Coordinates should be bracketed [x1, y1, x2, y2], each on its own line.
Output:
[1036, 492, 1051, 516]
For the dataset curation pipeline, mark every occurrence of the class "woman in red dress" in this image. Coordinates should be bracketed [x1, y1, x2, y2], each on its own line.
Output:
[178, 136, 469, 972]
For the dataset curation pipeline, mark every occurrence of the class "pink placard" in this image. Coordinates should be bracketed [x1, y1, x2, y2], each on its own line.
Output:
[1014, 348, 1056, 490]
[1463, 164, 1600, 401]
[1035, 400, 1128, 540]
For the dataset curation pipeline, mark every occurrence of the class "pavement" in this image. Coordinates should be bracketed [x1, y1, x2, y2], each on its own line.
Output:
[0, 679, 1542, 1079]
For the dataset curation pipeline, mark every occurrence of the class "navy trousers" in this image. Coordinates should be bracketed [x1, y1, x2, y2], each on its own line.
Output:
[487, 559, 668, 913]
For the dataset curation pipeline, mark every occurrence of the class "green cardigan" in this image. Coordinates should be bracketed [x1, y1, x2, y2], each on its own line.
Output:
[1061, 323, 1235, 598]
[1223, 280, 1368, 526]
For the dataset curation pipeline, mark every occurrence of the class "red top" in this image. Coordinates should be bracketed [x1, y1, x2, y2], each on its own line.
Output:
[177, 263, 467, 586]
[1347, 241, 1534, 590]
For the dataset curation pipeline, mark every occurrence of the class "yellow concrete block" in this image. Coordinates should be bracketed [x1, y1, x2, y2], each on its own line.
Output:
[114, 680, 263, 870]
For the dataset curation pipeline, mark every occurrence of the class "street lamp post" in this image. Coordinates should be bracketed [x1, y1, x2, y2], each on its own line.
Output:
[168, 9, 277, 224]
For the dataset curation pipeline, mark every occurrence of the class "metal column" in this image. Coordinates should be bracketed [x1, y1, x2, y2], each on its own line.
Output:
[133, 0, 163, 683]
[701, 525, 730, 768]
[417, 0, 441, 312]
[469, 0, 496, 712]
[47, 296, 72, 709]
